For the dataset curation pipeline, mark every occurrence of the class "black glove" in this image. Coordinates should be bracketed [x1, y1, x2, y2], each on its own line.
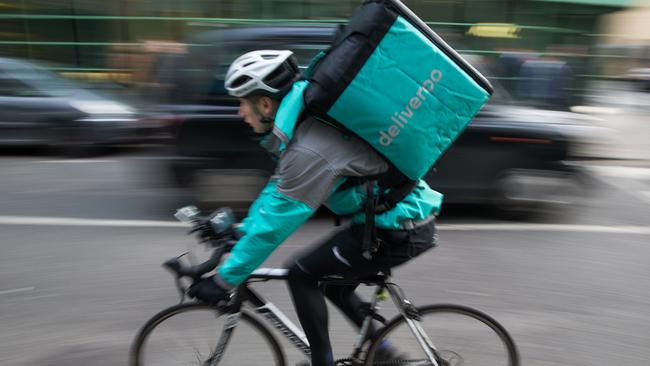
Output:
[188, 277, 229, 305]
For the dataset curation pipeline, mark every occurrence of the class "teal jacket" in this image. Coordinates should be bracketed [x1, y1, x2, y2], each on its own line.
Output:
[217, 81, 443, 287]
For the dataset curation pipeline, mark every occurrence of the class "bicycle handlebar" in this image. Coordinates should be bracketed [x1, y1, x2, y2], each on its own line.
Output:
[163, 238, 234, 280]
[163, 206, 239, 301]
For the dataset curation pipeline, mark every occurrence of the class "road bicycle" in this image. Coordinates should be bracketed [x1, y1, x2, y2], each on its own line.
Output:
[130, 206, 519, 366]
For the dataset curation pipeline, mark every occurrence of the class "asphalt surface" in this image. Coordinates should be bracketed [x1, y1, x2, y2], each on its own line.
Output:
[0, 149, 649, 366]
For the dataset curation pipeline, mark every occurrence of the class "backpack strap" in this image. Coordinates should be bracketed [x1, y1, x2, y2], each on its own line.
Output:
[374, 166, 417, 213]
[375, 178, 418, 213]
[362, 180, 379, 260]
[336, 166, 417, 214]
[335, 167, 417, 260]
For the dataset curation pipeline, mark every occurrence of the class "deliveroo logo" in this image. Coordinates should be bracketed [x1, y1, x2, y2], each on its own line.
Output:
[378, 69, 443, 146]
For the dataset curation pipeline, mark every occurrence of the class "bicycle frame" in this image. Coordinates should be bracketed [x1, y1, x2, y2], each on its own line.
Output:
[209, 268, 440, 366]
[145, 210, 515, 366]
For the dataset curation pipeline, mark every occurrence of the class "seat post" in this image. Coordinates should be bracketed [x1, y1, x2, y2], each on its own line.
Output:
[351, 283, 386, 359]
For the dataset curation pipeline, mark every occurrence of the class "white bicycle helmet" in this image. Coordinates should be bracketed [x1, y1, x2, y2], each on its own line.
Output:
[225, 50, 300, 99]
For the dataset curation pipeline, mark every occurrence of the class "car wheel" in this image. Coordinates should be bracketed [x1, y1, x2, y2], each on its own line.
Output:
[493, 168, 583, 219]
[50, 126, 103, 158]
[493, 171, 541, 219]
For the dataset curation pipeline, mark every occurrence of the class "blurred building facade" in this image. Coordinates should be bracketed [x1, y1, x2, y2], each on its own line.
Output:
[597, 3, 650, 76]
[0, 0, 643, 105]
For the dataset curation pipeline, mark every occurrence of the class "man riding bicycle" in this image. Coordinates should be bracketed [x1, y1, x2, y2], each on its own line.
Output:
[188, 49, 442, 366]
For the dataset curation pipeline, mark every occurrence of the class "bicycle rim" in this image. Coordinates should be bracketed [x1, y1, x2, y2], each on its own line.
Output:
[365, 304, 519, 366]
[130, 303, 286, 366]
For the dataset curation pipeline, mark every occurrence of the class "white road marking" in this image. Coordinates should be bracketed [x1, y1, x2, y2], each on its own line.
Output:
[588, 166, 650, 179]
[0, 287, 35, 295]
[0, 216, 186, 228]
[36, 159, 117, 164]
[437, 223, 650, 234]
[0, 215, 648, 234]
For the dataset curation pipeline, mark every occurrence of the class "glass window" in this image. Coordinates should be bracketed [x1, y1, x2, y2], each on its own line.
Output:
[0, 73, 40, 97]
[291, 43, 329, 66]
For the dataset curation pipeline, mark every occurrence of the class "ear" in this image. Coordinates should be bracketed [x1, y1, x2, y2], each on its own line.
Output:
[259, 96, 277, 115]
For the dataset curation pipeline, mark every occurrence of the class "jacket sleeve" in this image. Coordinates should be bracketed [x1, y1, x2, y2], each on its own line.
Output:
[217, 187, 315, 286]
[217, 147, 343, 286]
[237, 178, 277, 236]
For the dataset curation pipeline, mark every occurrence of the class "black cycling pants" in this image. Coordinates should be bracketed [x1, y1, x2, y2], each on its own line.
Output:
[286, 221, 437, 366]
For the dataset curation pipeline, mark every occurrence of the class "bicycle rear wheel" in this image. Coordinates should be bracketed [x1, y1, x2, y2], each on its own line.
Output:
[130, 303, 286, 366]
[365, 304, 519, 366]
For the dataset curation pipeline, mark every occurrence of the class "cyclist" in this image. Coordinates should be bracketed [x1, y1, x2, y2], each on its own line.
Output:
[188, 50, 442, 366]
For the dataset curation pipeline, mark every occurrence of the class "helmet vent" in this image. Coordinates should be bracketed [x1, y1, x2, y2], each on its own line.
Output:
[224, 50, 299, 98]
[230, 75, 252, 88]
[263, 66, 285, 84]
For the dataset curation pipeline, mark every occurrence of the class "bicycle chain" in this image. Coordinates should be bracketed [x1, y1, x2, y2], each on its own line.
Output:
[334, 357, 436, 366]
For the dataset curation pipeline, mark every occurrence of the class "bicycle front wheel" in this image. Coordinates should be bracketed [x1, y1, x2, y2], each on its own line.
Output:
[365, 304, 519, 366]
[130, 303, 286, 366]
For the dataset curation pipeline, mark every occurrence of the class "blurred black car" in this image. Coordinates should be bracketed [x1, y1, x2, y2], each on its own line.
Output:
[0, 57, 155, 155]
[153, 26, 593, 214]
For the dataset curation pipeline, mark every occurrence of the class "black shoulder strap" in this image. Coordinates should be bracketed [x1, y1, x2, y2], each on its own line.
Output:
[375, 179, 418, 213]
[340, 168, 418, 259]
[360, 173, 417, 260]
[336, 166, 417, 214]
[362, 180, 378, 260]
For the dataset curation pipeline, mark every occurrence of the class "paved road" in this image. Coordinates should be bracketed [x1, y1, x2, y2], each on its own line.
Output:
[0, 152, 649, 366]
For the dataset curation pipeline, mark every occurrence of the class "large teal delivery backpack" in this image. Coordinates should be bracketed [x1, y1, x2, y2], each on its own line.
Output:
[304, 0, 493, 181]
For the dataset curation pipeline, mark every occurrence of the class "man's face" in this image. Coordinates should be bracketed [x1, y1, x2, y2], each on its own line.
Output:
[238, 97, 275, 134]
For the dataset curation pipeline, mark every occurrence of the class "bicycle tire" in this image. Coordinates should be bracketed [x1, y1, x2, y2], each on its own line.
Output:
[365, 304, 519, 366]
[130, 302, 286, 366]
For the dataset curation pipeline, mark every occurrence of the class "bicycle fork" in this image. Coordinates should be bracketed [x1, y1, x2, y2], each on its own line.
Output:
[206, 311, 241, 366]
[385, 284, 441, 366]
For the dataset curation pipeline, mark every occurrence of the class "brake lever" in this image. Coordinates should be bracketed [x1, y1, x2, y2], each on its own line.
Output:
[163, 253, 190, 303]
[187, 219, 220, 244]
[187, 220, 206, 235]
